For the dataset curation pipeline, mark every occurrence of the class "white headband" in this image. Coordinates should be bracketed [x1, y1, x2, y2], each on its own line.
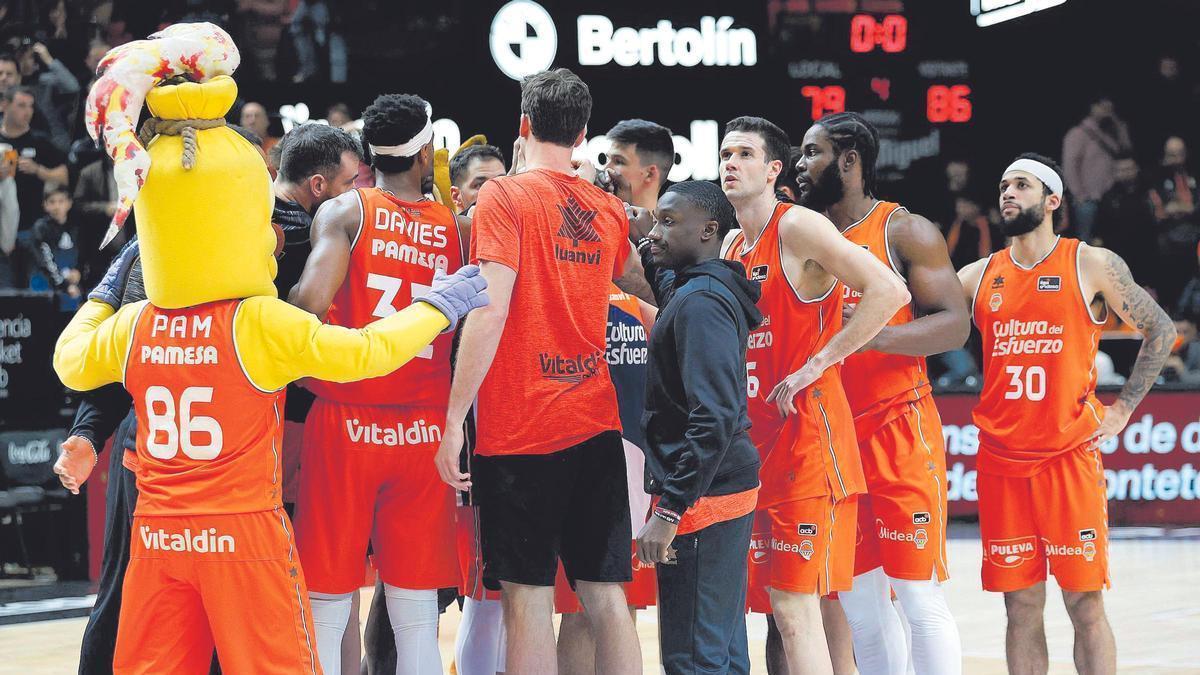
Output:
[369, 114, 433, 158]
[1003, 159, 1063, 197]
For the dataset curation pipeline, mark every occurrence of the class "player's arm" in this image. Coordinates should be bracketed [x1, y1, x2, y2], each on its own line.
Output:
[286, 192, 359, 317]
[860, 212, 969, 356]
[786, 209, 910, 369]
[233, 296, 453, 392]
[52, 299, 146, 391]
[435, 260, 516, 489]
[1082, 245, 1177, 446]
[767, 209, 909, 414]
[614, 239, 656, 305]
[455, 213, 472, 251]
[956, 257, 989, 305]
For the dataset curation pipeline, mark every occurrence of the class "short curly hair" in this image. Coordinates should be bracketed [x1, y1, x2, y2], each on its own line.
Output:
[362, 93, 430, 174]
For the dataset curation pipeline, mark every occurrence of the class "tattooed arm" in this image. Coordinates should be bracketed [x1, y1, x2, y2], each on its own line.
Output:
[1081, 244, 1177, 448]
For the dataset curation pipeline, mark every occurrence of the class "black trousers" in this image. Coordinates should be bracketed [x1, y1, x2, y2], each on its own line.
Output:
[656, 512, 754, 675]
[77, 427, 138, 675]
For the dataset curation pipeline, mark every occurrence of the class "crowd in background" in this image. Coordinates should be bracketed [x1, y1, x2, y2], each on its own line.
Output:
[0, 1, 1198, 388]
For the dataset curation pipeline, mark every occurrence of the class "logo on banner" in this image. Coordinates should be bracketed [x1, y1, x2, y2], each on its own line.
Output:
[490, 1, 558, 80]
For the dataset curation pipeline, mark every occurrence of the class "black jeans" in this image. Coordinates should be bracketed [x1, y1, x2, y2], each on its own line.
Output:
[656, 512, 753, 675]
[78, 429, 138, 675]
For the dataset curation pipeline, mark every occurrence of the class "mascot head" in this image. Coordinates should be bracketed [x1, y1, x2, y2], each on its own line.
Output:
[86, 23, 276, 309]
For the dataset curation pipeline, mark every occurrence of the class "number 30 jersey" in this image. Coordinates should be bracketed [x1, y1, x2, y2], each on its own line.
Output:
[306, 188, 465, 407]
[125, 299, 284, 516]
[972, 236, 1105, 476]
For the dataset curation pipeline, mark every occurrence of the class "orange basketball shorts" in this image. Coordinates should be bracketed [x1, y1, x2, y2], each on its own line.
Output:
[852, 395, 950, 581]
[978, 443, 1110, 593]
[746, 494, 858, 613]
[113, 510, 320, 675]
[294, 399, 459, 594]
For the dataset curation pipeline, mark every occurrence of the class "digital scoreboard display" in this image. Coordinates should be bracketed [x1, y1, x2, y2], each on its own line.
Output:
[777, 7, 975, 179]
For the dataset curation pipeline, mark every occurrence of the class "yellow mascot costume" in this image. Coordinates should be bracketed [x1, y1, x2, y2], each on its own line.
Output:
[51, 23, 486, 674]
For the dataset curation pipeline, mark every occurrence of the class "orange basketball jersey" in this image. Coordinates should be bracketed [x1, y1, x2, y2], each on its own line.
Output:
[725, 201, 865, 507]
[307, 188, 465, 407]
[124, 300, 285, 516]
[840, 201, 930, 415]
[972, 237, 1105, 475]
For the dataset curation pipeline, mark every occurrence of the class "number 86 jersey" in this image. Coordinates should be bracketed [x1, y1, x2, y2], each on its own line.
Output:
[971, 237, 1106, 476]
[306, 188, 465, 407]
[125, 299, 285, 516]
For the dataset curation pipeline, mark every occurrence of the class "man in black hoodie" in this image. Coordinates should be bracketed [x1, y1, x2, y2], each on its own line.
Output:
[636, 180, 763, 674]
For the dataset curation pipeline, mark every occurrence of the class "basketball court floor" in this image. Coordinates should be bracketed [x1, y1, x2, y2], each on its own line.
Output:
[2, 529, 1197, 673]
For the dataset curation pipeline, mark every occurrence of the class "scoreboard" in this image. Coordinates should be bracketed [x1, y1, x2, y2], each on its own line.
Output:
[776, 6, 977, 180]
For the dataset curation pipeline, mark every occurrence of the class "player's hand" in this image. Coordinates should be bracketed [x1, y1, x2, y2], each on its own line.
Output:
[88, 238, 138, 309]
[1088, 401, 1133, 451]
[507, 137, 526, 176]
[765, 362, 824, 417]
[572, 158, 598, 184]
[624, 204, 654, 241]
[413, 264, 489, 332]
[434, 423, 471, 491]
[53, 436, 97, 495]
[636, 516, 678, 565]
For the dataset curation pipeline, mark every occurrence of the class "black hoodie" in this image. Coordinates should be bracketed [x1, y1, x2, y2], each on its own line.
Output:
[641, 251, 764, 515]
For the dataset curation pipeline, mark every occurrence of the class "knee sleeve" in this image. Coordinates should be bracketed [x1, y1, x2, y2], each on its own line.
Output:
[889, 577, 962, 675]
[838, 568, 908, 675]
[455, 597, 507, 675]
[382, 584, 441, 675]
[309, 591, 353, 675]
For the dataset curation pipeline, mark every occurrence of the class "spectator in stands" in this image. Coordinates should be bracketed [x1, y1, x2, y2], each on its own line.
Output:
[1096, 155, 1159, 296]
[1163, 311, 1200, 385]
[235, 0, 287, 81]
[935, 160, 994, 271]
[1, 86, 68, 280]
[73, 154, 125, 288]
[15, 41, 80, 152]
[239, 100, 279, 153]
[1151, 136, 1199, 307]
[1062, 95, 1133, 242]
[0, 151, 18, 287]
[25, 185, 81, 306]
[326, 102, 353, 129]
[929, 159, 984, 387]
[290, 0, 347, 82]
[0, 53, 19, 90]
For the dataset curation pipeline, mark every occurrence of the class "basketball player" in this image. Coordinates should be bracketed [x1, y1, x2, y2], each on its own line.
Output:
[288, 93, 467, 675]
[555, 117, 668, 674]
[958, 153, 1175, 675]
[796, 112, 966, 675]
[434, 68, 642, 674]
[603, 118, 674, 216]
[719, 115, 909, 675]
[449, 144, 506, 215]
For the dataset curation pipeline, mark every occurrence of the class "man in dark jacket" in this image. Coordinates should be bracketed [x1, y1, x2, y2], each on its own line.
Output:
[636, 180, 763, 674]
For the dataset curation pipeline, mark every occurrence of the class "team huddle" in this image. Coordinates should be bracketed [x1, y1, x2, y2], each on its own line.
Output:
[50, 24, 1175, 675]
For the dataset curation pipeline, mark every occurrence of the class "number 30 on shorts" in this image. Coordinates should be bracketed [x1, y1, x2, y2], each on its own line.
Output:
[1003, 365, 1045, 401]
[145, 386, 224, 460]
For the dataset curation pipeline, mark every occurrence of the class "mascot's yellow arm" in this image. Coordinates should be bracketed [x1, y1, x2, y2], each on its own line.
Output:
[54, 297, 449, 393]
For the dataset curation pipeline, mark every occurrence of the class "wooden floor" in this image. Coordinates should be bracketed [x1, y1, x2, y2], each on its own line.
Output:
[2, 536, 1198, 673]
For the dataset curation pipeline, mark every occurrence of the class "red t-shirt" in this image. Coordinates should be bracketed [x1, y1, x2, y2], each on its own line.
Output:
[470, 169, 630, 456]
